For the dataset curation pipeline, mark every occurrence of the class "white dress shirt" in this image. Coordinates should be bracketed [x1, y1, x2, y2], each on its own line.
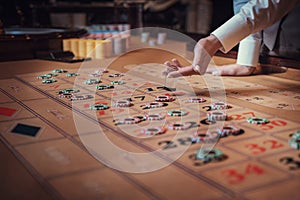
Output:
[211, 0, 300, 67]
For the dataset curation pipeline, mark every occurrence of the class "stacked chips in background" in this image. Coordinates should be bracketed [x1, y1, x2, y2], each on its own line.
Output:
[62, 24, 131, 59]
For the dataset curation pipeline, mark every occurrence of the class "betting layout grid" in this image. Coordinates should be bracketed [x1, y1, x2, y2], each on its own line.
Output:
[129, 63, 300, 111]
[0, 64, 299, 199]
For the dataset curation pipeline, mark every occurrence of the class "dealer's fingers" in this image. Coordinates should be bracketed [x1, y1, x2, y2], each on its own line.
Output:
[171, 58, 184, 68]
[167, 66, 198, 78]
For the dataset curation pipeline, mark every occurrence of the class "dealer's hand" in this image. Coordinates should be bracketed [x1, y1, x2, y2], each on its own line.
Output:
[163, 59, 198, 78]
[163, 35, 222, 78]
[206, 63, 260, 76]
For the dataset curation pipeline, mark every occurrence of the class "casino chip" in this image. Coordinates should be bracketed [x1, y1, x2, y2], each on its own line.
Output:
[188, 97, 206, 103]
[114, 100, 131, 107]
[58, 93, 73, 99]
[289, 137, 300, 149]
[58, 88, 80, 95]
[144, 113, 165, 120]
[90, 104, 109, 110]
[144, 102, 165, 109]
[289, 130, 300, 149]
[58, 88, 79, 98]
[167, 110, 188, 117]
[53, 69, 68, 73]
[42, 79, 57, 84]
[155, 95, 175, 102]
[211, 102, 228, 110]
[70, 94, 93, 101]
[141, 127, 166, 135]
[111, 80, 125, 85]
[96, 84, 114, 90]
[291, 130, 300, 138]
[37, 73, 57, 79]
[207, 111, 227, 121]
[247, 117, 269, 124]
[115, 117, 142, 125]
[90, 69, 108, 77]
[168, 122, 191, 130]
[217, 125, 241, 137]
[84, 79, 101, 85]
[37, 75, 48, 79]
[109, 73, 124, 77]
[66, 73, 79, 77]
[195, 148, 223, 162]
[191, 131, 219, 143]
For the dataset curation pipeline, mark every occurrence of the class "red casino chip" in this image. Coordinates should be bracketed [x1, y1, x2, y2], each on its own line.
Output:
[114, 100, 131, 107]
[207, 111, 227, 121]
[217, 125, 241, 136]
[188, 97, 206, 103]
[144, 113, 165, 120]
[145, 102, 165, 108]
[211, 102, 228, 110]
[191, 131, 219, 143]
[168, 122, 191, 130]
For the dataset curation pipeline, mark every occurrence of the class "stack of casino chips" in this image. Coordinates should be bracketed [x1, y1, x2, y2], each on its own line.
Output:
[63, 24, 131, 59]
[289, 130, 300, 149]
[206, 101, 228, 121]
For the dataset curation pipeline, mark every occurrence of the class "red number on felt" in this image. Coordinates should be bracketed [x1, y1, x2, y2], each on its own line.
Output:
[98, 110, 106, 115]
[222, 169, 245, 184]
[245, 139, 284, 155]
[229, 114, 245, 120]
[260, 120, 287, 131]
[262, 139, 284, 149]
[222, 163, 264, 185]
[49, 84, 60, 89]
[110, 108, 125, 113]
[122, 91, 132, 95]
[245, 144, 266, 155]
[229, 112, 255, 120]
[244, 163, 264, 175]
[243, 112, 255, 117]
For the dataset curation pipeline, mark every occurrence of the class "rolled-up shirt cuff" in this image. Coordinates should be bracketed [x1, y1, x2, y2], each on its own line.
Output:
[211, 14, 251, 53]
[237, 36, 261, 66]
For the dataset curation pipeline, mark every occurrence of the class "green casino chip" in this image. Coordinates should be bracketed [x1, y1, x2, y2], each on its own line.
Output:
[90, 104, 109, 110]
[291, 130, 300, 139]
[96, 84, 114, 90]
[247, 117, 269, 124]
[42, 79, 57, 84]
[289, 137, 300, 150]
[66, 73, 79, 77]
[84, 79, 101, 85]
[195, 148, 223, 162]
[53, 69, 68, 73]
[167, 110, 187, 117]
[111, 80, 125, 85]
[289, 131, 300, 149]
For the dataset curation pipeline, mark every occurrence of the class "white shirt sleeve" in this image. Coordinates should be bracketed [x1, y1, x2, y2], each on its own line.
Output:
[236, 32, 262, 66]
[211, 0, 300, 53]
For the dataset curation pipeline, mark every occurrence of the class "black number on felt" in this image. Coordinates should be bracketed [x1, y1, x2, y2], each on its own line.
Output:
[157, 86, 176, 92]
[202, 106, 212, 111]
[187, 121, 200, 129]
[177, 137, 193, 146]
[158, 140, 177, 150]
[200, 118, 216, 125]
[134, 96, 145, 101]
[279, 155, 300, 170]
